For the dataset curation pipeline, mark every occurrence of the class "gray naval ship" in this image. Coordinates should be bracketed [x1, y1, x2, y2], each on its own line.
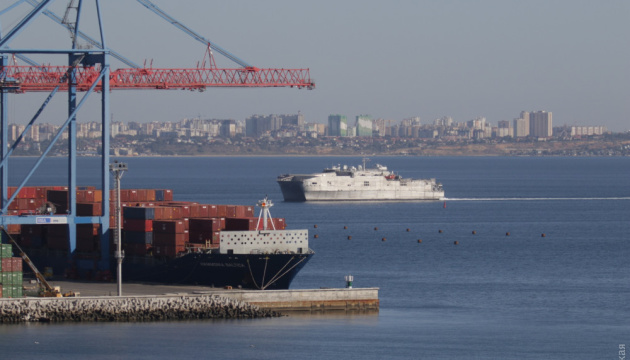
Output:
[277, 160, 444, 201]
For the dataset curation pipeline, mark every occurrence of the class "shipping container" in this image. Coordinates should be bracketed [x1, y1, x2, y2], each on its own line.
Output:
[1, 243, 13, 258]
[123, 206, 155, 220]
[225, 217, 258, 231]
[189, 218, 225, 233]
[123, 219, 153, 232]
[76, 189, 103, 203]
[153, 220, 186, 234]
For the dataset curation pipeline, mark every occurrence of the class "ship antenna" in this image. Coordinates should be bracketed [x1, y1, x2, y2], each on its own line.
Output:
[256, 196, 276, 231]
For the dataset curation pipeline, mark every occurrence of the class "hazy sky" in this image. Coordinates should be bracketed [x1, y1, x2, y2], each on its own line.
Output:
[2, 0, 629, 131]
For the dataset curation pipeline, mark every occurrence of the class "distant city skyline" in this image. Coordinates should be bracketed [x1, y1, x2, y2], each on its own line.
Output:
[2, 1, 628, 132]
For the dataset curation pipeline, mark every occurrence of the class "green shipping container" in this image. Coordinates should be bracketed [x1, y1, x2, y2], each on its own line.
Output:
[1, 244, 12, 258]
[10, 272, 22, 285]
[1, 272, 8, 285]
[12, 285, 21, 298]
[2, 284, 10, 298]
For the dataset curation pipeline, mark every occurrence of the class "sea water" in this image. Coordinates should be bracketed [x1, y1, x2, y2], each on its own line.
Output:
[0, 156, 628, 359]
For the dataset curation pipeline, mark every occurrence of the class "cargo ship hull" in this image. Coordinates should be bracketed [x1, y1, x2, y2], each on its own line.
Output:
[21, 245, 313, 290]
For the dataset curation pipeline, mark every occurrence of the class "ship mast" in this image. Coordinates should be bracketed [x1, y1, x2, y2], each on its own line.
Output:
[256, 196, 276, 231]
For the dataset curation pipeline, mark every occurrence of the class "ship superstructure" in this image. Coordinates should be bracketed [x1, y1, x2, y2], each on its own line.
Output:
[278, 160, 444, 201]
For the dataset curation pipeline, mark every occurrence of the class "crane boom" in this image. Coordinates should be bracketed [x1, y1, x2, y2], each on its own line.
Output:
[0, 65, 314, 92]
[136, 0, 251, 68]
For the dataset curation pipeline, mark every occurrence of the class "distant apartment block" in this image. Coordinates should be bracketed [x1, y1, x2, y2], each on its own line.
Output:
[513, 111, 530, 138]
[328, 114, 348, 136]
[529, 111, 552, 138]
[570, 126, 606, 136]
[246, 114, 303, 137]
[355, 115, 373, 137]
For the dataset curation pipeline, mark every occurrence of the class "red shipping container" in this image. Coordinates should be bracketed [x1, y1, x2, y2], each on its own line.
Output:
[146, 189, 156, 201]
[6, 224, 21, 234]
[136, 189, 148, 202]
[15, 198, 35, 210]
[189, 204, 200, 218]
[13, 258, 23, 272]
[8, 200, 18, 210]
[189, 218, 225, 233]
[153, 220, 186, 234]
[123, 219, 153, 232]
[164, 189, 173, 201]
[1, 259, 11, 272]
[172, 205, 191, 218]
[77, 190, 103, 203]
[35, 187, 51, 199]
[225, 205, 237, 218]
[244, 206, 255, 217]
[15, 186, 36, 199]
[216, 205, 227, 217]
[128, 190, 138, 202]
[207, 205, 218, 217]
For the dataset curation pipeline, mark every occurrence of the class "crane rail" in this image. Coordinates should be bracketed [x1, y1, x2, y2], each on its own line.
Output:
[0, 65, 315, 92]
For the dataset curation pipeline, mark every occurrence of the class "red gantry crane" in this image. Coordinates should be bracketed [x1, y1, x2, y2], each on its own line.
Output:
[1, 0, 315, 92]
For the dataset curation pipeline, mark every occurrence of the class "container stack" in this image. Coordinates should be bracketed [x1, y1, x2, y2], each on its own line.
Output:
[0, 243, 23, 298]
[7, 186, 285, 263]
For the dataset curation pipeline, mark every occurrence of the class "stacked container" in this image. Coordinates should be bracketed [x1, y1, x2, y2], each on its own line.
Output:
[8, 187, 284, 263]
[0, 243, 24, 298]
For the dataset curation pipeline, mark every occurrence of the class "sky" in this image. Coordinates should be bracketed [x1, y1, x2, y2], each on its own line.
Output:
[1, 0, 629, 131]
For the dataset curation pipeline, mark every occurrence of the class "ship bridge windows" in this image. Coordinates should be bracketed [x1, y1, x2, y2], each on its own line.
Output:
[364, 181, 370, 186]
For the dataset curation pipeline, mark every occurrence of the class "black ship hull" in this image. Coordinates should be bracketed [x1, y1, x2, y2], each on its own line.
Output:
[22, 248, 313, 290]
[120, 251, 313, 289]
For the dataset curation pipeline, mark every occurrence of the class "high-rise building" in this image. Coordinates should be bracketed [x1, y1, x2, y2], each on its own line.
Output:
[529, 111, 552, 138]
[355, 115, 373, 137]
[513, 111, 530, 138]
[328, 114, 347, 136]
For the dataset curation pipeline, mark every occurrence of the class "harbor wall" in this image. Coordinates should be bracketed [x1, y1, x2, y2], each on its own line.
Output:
[0, 294, 278, 323]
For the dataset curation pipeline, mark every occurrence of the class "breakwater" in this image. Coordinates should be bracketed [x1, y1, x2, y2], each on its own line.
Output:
[0, 295, 279, 323]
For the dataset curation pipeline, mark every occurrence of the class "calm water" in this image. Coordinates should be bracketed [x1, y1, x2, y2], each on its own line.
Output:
[1, 156, 629, 359]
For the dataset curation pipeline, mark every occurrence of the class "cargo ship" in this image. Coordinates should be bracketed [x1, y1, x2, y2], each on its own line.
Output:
[277, 159, 444, 201]
[2, 186, 313, 290]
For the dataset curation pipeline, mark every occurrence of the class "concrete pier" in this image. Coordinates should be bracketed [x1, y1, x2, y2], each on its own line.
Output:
[195, 288, 380, 312]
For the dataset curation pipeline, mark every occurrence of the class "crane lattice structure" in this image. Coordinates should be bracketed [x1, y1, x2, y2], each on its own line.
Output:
[0, 0, 314, 272]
